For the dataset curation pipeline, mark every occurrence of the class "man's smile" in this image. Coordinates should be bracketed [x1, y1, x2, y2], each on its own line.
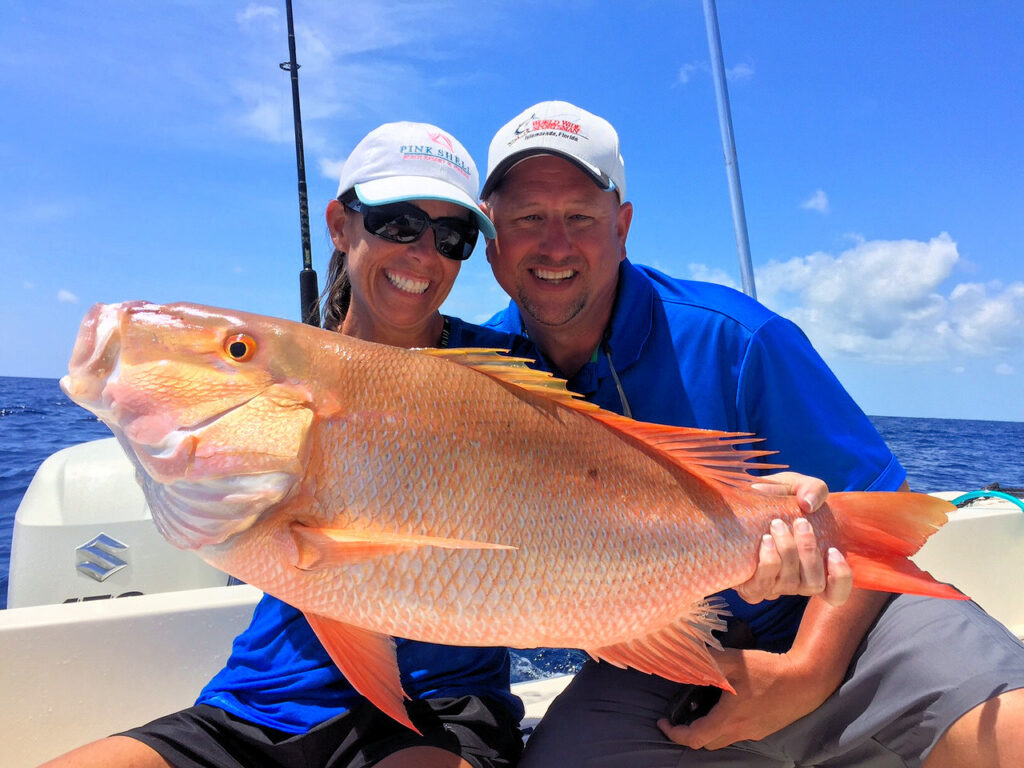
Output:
[531, 267, 577, 284]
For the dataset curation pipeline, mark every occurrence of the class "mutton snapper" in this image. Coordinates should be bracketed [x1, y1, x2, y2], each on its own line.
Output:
[61, 301, 965, 731]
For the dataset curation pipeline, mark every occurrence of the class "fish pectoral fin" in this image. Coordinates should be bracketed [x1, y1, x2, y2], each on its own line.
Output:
[291, 523, 516, 570]
[585, 598, 734, 693]
[304, 613, 419, 733]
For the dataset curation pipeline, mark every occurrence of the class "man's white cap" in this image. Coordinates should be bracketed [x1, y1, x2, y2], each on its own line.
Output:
[481, 100, 625, 202]
[336, 121, 495, 238]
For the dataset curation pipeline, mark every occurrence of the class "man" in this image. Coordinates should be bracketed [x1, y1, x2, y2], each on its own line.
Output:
[480, 100, 1024, 767]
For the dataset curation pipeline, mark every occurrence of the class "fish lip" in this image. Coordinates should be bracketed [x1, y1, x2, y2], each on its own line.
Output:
[61, 302, 123, 413]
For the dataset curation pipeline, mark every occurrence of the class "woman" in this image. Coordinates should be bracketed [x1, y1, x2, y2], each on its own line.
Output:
[44, 121, 846, 768]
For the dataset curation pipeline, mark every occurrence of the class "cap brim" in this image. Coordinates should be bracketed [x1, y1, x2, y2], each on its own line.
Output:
[354, 177, 495, 239]
[481, 148, 613, 200]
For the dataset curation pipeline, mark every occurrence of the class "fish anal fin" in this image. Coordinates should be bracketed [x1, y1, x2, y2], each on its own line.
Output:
[304, 613, 418, 733]
[586, 600, 734, 693]
[291, 522, 515, 570]
[419, 347, 782, 490]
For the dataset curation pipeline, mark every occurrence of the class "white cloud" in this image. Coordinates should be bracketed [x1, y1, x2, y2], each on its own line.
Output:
[676, 60, 753, 87]
[726, 62, 754, 81]
[234, 87, 293, 143]
[686, 263, 739, 290]
[753, 233, 1024, 364]
[57, 289, 78, 304]
[319, 156, 346, 183]
[677, 63, 700, 85]
[226, 1, 492, 152]
[23, 280, 35, 289]
[237, 4, 278, 24]
[801, 189, 829, 213]
[995, 363, 1014, 375]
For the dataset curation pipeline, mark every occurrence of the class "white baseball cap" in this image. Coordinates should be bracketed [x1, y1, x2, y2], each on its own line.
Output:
[335, 121, 495, 238]
[481, 100, 626, 202]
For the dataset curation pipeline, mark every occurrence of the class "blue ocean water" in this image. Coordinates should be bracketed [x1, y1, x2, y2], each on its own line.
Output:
[2, 375, 1022, 679]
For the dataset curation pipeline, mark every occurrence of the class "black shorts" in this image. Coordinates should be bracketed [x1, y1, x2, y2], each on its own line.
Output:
[119, 695, 523, 768]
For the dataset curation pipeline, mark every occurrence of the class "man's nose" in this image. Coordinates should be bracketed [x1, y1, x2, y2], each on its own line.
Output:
[539, 217, 572, 256]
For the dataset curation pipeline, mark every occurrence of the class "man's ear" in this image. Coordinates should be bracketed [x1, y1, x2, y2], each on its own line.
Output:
[326, 200, 349, 251]
[480, 201, 496, 264]
[616, 201, 633, 261]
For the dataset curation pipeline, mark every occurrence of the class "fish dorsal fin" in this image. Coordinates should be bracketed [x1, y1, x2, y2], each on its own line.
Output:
[584, 597, 734, 692]
[421, 348, 600, 409]
[420, 348, 783, 489]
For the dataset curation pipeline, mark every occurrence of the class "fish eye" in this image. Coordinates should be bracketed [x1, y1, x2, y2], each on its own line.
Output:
[224, 333, 257, 362]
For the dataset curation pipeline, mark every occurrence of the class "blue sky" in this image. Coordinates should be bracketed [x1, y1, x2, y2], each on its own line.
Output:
[2, 1, 1022, 421]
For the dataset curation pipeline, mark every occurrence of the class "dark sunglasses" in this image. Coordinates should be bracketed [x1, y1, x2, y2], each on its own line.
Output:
[343, 198, 479, 261]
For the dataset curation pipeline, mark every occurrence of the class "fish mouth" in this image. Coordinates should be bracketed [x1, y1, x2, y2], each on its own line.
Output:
[60, 301, 252, 461]
[60, 302, 123, 415]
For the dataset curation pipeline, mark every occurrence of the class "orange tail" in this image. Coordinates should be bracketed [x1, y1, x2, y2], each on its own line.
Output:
[827, 492, 967, 600]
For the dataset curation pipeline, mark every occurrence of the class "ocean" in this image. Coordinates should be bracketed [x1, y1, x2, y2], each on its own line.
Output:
[2, 375, 1023, 679]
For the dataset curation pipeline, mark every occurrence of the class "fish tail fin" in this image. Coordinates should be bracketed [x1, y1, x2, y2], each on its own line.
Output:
[828, 492, 967, 600]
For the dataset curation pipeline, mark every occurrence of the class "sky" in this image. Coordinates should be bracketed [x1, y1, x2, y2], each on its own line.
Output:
[1, 1, 1022, 421]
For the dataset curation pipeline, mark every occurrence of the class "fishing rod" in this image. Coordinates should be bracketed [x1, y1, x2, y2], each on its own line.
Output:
[702, 0, 757, 300]
[280, 0, 321, 326]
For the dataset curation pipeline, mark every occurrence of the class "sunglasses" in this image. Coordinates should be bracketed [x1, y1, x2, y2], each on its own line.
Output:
[343, 199, 479, 261]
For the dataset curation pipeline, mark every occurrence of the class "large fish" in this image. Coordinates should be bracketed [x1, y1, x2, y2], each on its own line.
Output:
[61, 301, 964, 731]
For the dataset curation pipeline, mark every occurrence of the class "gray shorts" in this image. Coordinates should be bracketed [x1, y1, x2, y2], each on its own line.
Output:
[519, 595, 1024, 768]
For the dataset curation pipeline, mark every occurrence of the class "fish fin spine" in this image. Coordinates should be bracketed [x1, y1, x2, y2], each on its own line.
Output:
[586, 599, 735, 693]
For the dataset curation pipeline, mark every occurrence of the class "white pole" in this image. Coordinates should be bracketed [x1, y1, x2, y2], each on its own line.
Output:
[702, 0, 757, 299]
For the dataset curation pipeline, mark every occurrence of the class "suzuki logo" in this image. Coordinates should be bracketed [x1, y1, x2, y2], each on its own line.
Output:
[76, 533, 129, 582]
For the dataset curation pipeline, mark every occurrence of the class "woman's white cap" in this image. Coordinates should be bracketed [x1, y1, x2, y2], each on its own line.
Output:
[336, 121, 495, 238]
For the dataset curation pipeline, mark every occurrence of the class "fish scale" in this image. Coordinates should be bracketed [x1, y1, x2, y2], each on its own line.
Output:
[61, 300, 967, 732]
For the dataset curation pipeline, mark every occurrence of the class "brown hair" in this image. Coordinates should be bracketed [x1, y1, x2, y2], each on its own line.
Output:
[320, 247, 350, 332]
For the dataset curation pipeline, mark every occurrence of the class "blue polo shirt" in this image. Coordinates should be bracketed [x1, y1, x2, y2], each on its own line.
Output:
[197, 316, 534, 732]
[484, 260, 905, 651]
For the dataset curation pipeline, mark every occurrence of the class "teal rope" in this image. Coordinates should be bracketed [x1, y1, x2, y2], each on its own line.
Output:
[951, 490, 1024, 512]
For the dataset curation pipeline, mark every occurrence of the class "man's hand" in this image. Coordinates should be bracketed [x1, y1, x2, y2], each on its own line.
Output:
[657, 587, 891, 749]
[656, 647, 832, 749]
[736, 472, 852, 607]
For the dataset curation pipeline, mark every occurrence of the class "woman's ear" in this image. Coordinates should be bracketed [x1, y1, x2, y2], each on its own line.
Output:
[326, 200, 349, 251]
